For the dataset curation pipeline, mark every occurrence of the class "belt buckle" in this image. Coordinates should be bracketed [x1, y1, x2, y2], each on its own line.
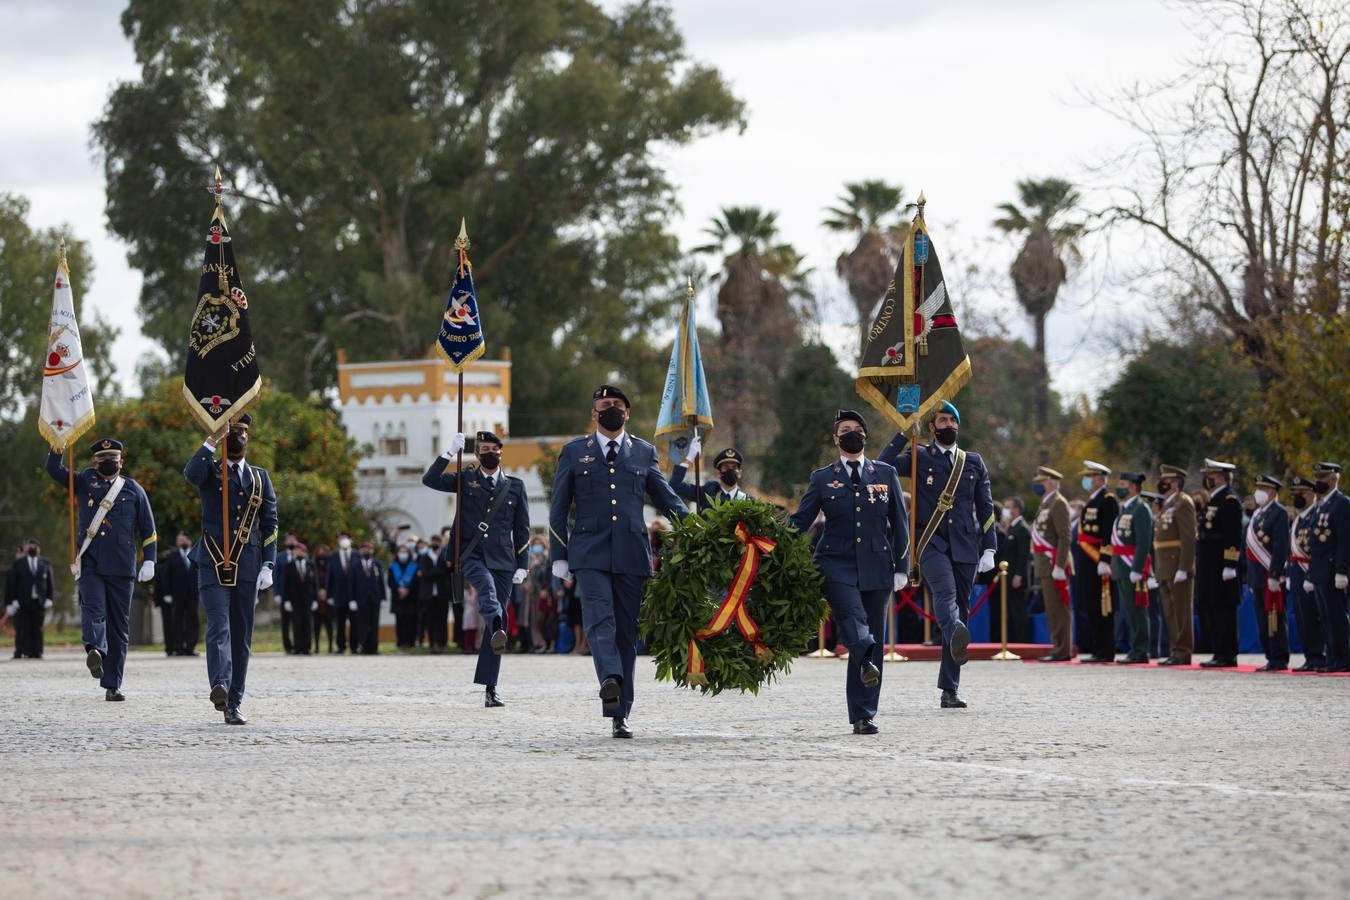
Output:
[477, 522, 489, 534]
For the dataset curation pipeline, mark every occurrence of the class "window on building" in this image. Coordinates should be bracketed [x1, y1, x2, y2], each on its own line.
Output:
[379, 435, 407, 457]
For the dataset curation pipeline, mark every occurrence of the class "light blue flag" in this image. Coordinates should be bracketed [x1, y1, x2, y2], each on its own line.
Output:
[654, 281, 714, 463]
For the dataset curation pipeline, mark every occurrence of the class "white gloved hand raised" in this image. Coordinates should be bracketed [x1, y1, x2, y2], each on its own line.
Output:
[1129, 571, 1143, 584]
[1097, 562, 1111, 577]
[1174, 570, 1189, 584]
[257, 567, 274, 592]
[551, 560, 570, 581]
[1303, 580, 1316, 594]
[1052, 566, 1067, 582]
[137, 560, 155, 583]
[1336, 574, 1349, 591]
[977, 549, 996, 574]
[1221, 566, 1237, 582]
[282, 600, 293, 612]
[685, 433, 702, 464]
[512, 568, 527, 585]
[894, 572, 909, 592]
[442, 432, 466, 458]
[1267, 577, 1281, 593]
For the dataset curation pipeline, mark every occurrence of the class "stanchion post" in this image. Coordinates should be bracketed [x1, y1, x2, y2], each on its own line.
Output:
[807, 621, 835, 658]
[883, 591, 908, 662]
[992, 560, 1020, 660]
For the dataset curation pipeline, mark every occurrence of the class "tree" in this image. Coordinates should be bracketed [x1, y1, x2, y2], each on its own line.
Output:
[1102, 0, 1348, 463]
[1262, 312, 1350, 473]
[822, 179, 910, 356]
[93, 0, 745, 435]
[1098, 335, 1267, 475]
[760, 343, 854, 497]
[992, 178, 1084, 433]
[695, 206, 808, 461]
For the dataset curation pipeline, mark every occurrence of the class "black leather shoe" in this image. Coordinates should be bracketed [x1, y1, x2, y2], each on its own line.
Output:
[1082, 655, 1115, 663]
[1324, 664, 1350, 673]
[852, 718, 879, 735]
[210, 684, 229, 712]
[940, 690, 967, 708]
[1038, 654, 1070, 662]
[1293, 661, 1323, 672]
[490, 629, 507, 655]
[484, 686, 505, 708]
[1254, 662, 1287, 672]
[1116, 656, 1149, 665]
[224, 708, 247, 725]
[611, 717, 633, 739]
[860, 658, 881, 688]
[1200, 657, 1237, 668]
[950, 623, 971, 666]
[104, 688, 125, 702]
[599, 676, 622, 715]
[86, 648, 103, 679]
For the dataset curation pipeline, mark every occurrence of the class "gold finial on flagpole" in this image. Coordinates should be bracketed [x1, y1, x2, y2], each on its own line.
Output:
[455, 218, 470, 252]
[58, 236, 69, 276]
[59, 236, 67, 263]
[916, 190, 927, 217]
[686, 274, 694, 300]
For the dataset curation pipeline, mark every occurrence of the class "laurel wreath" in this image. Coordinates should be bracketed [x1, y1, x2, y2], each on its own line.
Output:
[641, 498, 826, 696]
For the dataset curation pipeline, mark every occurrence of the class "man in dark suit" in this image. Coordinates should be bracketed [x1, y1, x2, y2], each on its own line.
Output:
[156, 532, 200, 655]
[878, 401, 993, 708]
[1307, 461, 1350, 672]
[6, 538, 55, 659]
[325, 531, 360, 653]
[1074, 461, 1120, 663]
[1286, 477, 1323, 671]
[549, 384, 688, 738]
[423, 430, 532, 705]
[1196, 458, 1244, 667]
[994, 497, 1032, 643]
[354, 541, 386, 654]
[417, 533, 448, 652]
[275, 533, 296, 653]
[1244, 474, 1290, 671]
[791, 409, 908, 734]
[282, 541, 318, 654]
[668, 441, 750, 509]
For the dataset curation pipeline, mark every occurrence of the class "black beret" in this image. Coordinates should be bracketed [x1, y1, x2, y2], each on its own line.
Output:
[835, 409, 867, 431]
[476, 431, 502, 447]
[235, 413, 253, 427]
[593, 384, 630, 407]
[90, 438, 123, 455]
[713, 448, 744, 468]
[1120, 471, 1145, 485]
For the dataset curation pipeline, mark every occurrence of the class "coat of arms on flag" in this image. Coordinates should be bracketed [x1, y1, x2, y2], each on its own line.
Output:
[436, 219, 485, 372]
[38, 240, 96, 452]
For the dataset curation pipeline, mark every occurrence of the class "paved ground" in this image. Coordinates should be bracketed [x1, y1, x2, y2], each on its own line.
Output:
[2, 650, 1347, 898]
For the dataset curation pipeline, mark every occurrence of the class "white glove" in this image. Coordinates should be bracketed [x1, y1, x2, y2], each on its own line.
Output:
[685, 433, 702, 463]
[1129, 571, 1143, 584]
[977, 549, 996, 574]
[443, 432, 466, 457]
[894, 572, 908, 592]
[162, 595, 173, 605]
[348, 600, 358, 611]
[551, 560, 570, 580]
[257, 567, 274, 592]
[1174, 570, 1189, 583]
[1267, 578, 1281, 593]
[1146, 577, 1159, 590]
[1221, 566, 1237, 582]
[1052, 566, 1066, 582]
[512, 568, 527, 585]
[1094, 562, 1108, 576]
[310, 601, 318, 612]
[4, 601, 17, 616]
[137, 560, 155, 583]
[283, 600, 293, 612]
[42, 598, 53, 609]
[1284, 577, 1291, 591]
[1337, 574, 1349, 591]
[1303, 580, 1316, 594]
[327, 598, 335, 606]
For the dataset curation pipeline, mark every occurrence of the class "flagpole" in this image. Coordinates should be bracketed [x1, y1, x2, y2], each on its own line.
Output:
[214, 166, 231, 569]
[910, 192, 929, 644]
[68, 445, 76, 570]
[452, 223, 470, 584]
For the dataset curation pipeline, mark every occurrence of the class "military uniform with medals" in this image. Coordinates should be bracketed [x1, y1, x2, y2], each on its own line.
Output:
[1196, 459, 1243, 666]
[1244, 474, 1290, 671]
[1307, 462, 1350, 672]
[1285, 477, 1323, 671]
[1073, 461, 1120, 662]
[1153, 465, 1198, 665]
[1110, 473, 1153, 663]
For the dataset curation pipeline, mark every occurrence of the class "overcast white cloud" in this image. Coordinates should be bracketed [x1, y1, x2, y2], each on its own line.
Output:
[0, 0, 1199, 404]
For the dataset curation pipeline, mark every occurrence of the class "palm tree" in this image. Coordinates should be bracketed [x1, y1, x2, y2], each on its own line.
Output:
[993, 177, 1084, 431]
[823, 180, 910, 356]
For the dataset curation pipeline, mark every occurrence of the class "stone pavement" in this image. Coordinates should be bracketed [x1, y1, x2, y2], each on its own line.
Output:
[2, 650, 1347, 898]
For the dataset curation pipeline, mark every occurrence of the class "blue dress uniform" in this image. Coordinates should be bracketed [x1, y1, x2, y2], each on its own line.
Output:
[878, 431, 995, 697]
[549, 416, 687, 722]
[46, 441, 157, 694]
[1308, 462, 1350, 672]
[184, 435, 278, 717]
[422, 452, 531, 691]
[1243, 477, 1290, 670]
[1285, 479, 1323, 670]
[669, 448, 749, 508]
[789, 455, 907, 726]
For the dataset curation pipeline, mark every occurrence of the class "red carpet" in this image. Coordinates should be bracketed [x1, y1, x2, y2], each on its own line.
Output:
[1016, 656, 1350, 677]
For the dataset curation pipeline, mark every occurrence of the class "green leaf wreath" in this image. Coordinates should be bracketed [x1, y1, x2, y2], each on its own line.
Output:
[641, 498, 826, 695]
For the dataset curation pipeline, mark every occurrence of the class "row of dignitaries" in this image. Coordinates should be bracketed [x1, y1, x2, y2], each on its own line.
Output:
[320, 534, 388, 655]
[5, 538, 56, 659]
[1286, 463, 1350, 672]
[184, 414, 278, 724]
[45, 439, 159, 699]
[154, 532, 201, 656]
[422, 429, 531, 708]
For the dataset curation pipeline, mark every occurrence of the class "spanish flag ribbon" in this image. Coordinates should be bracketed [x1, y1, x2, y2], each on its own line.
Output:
[687, 522, 775, 685]
[1264, 586, 1284, 636]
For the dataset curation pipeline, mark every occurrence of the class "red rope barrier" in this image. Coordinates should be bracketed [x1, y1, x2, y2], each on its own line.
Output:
[967, 578, 999, 619]
[895, 588, 936, 622]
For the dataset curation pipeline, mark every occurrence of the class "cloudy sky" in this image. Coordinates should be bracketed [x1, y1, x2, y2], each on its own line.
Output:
[1, 0, 1200, 402]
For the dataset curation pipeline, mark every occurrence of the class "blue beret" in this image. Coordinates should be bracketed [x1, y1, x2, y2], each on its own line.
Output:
[938, 401, 960, 424]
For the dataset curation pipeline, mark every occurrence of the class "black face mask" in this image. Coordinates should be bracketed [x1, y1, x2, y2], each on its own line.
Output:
[96, 459, 120, 477]
[934, 426, 958, 446]
[360, 550, 373, 560]
[26, 547, 38, 557]
[596, 406, 626, 432]
[1114, 487, 1129, 499]
[838, 431, 866, 454]
[226, 433, 246, 456]
[478, 452, 501, 470]
[1313, 481, 1332, 495]
[1294, 494, 1309, 510]
[719, 469, 739, 487]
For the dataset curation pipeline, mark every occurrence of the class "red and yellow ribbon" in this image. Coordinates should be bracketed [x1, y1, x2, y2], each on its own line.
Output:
[687, 522, 775, 685]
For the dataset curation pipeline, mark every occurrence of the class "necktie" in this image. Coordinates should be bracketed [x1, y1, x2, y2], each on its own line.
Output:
[848, 461, 861, 486]
[606, 440, 618, 465]
[342, 551, 349, 572]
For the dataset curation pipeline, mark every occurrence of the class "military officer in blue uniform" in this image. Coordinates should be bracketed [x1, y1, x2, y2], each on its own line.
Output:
[1306, 461, 1350, 672]
[1285, 476, 1323, 671]
[46, 439, 158, 700]
[878, 401, 994, 708]
[422, 429, 531, 707]
[1244, 474, 1290, 671]
[669, 438, 750, 507]
[184, 414, 278, 724]
[1196, 458, 1243, 667]
[790, 409, 908, 734]
[549, 385, 688, 739]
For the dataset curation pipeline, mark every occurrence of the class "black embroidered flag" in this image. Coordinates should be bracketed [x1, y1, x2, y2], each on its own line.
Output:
[182, 168, 262, 433]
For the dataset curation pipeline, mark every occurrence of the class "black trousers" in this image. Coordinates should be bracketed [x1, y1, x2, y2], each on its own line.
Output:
[1196, 561, 1240, 659]
[14, 600, 44, 657]
[333, 603, 354, 651]
[175, 599, 200, 653]
[394, 602, 418, 647]
[279, 604, 293, 652]
[426, 594, 449, 649]
[315, 611, 334, 652]
[359, 601, 380, 654]
[291, 603, 312, 653]
[1074, 571, 1118, 656]
[450, 599, 464, 650]
[158, 603, 175, 654]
